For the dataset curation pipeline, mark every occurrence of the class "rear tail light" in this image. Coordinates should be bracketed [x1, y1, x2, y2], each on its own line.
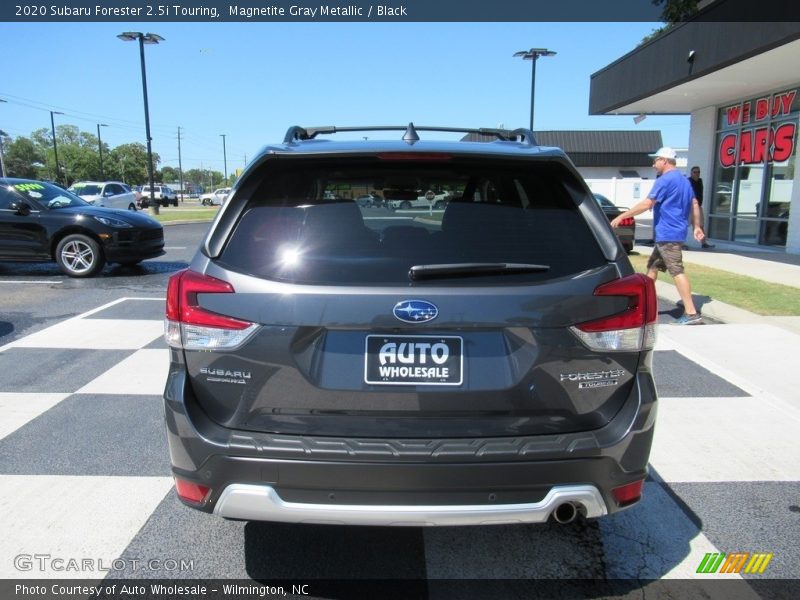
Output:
[618, 216, 635, 227]
[165, 269, 259, 350]
[570, 273, 657, 352]
[612, 479, 644, 507]
[174, 477, 211, 505]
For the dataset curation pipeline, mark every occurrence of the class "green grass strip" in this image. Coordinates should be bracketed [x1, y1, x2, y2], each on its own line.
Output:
[628, 253, 800, 316]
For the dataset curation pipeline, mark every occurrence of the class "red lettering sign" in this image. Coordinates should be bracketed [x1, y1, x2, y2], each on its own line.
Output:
[726, 105, 742, 127]
[717, 123, 797, 167]
[773, 122, 797, 162]
[719, 134, 737, 167]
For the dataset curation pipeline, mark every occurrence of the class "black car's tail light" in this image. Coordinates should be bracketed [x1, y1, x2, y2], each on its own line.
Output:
[165, 269, 259, 350]
[570, 273, 657, 352]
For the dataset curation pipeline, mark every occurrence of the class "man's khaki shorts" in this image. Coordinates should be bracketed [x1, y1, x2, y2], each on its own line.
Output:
[647, 242, 685, 277]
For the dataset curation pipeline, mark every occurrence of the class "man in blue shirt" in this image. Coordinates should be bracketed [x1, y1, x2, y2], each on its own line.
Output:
[611, 147, 706, 325]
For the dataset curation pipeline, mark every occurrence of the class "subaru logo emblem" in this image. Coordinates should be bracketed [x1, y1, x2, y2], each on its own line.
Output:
[393, 300, 438, 323]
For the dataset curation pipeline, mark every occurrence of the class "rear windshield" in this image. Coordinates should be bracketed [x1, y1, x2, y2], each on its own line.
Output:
[218, 157, 605, 285]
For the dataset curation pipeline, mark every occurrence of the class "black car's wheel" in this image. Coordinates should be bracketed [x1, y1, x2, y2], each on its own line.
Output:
[128, 203, 137, 211]
[172, 199, 179, 207]
[55, 234, 106, 277]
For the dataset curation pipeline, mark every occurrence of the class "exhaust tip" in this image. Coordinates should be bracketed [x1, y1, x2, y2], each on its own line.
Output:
[553, 502, 578, 524]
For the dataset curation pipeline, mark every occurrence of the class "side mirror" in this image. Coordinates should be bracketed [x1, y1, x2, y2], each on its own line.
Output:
[9, 201, 32, 217]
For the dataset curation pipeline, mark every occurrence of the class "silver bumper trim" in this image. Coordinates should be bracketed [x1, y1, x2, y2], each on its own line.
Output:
[212, 484, 608, 526]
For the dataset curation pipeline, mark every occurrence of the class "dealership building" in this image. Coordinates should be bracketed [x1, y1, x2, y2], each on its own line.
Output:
[590, 13, 800, 254]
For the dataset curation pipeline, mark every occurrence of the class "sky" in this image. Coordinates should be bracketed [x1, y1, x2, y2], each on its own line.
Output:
[0, 21, 691, 175]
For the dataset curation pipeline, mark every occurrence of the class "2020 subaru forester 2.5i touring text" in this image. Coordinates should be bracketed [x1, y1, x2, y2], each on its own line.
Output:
[163, 124, 658, 526]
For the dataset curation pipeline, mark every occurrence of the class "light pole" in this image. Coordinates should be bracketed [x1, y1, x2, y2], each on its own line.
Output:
[513, 48, 556, 130]
[220, 134, 227, 185]
[0, 99, 6, 177]
[97, 123, 108, 180]
[0, 129, 7, 178]
[118, 31, 164, 214]
[50, 110, 64, 184]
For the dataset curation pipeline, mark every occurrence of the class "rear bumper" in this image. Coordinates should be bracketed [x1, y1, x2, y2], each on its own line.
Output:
[213, 483, 607, 526]
[164, 362, 656, 525]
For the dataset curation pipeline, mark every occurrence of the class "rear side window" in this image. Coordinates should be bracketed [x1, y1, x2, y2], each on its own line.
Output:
[217, 158, 605, 285]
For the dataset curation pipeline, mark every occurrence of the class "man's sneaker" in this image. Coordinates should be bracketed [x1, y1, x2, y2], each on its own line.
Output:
[702, 242, 715, 249]
[675, 313, 703, 325]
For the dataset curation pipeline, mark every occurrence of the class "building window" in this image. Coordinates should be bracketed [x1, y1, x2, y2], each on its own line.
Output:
[711, 87, 798, 246]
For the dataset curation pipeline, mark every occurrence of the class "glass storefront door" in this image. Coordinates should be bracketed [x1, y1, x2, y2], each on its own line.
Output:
[710, 87, 798, 247]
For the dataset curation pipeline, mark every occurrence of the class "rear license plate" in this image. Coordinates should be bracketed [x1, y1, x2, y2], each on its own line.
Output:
[364, 335, 463, 386]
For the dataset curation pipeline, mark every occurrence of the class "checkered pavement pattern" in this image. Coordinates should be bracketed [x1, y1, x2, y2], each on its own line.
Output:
[0, 298, 797, 584]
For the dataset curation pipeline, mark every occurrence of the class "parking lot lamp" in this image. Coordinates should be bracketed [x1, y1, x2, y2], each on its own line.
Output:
[513, 48, 557, 130]
[97, 123, 108, 180]
[117, 31, 163, 214]
[50, 110, 64, 184]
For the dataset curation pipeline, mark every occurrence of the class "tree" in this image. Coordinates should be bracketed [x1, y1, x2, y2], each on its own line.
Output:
[642, 0, 700, 44]
[652, 0, 699, 22]
[105, 143, 160, 185]
[161, 166, 179, 182]
[3, 135, 44, 179]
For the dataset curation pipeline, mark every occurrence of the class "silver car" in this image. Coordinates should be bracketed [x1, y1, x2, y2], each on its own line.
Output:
[163, 124, 658, 527]
[67, 181, 138, 211]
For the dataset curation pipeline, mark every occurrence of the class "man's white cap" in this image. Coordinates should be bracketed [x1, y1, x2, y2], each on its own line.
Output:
[649, 146, 677, 160]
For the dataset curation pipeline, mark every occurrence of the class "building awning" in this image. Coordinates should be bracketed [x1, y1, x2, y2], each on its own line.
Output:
[589, 4, 800, 116]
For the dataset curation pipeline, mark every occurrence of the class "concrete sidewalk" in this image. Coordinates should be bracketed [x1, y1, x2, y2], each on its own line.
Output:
[632, 241, 800, 335]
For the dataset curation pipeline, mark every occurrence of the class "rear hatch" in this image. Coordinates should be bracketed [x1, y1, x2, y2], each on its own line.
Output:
[168, 155, 654, 438]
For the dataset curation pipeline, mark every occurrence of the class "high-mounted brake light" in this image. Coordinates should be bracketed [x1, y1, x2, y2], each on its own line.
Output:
[165, 269, 259, 350]
[570, 274, 657, 352]
[377, 152, 453, 161]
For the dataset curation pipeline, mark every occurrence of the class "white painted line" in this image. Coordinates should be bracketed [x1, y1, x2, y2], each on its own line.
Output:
[77, 349, 169, 395]
[0, 298, 165, 353]
[657, 324, 800, 422]
[650, 396, 800, 482]
[0, 280, 63, 284]
[0, 475, 173, 579]
[0, 393, 71, 440]
[8, 319, 164, 350]
[163, 246, 187, 250]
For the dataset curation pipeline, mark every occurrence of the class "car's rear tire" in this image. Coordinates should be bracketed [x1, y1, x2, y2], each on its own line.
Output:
[202, 199, 209, 206]
[172, 199, 179, 207]
[128, 203, 137, 211]
[55, 234, 105, 277]
[400, 200, 411, 209]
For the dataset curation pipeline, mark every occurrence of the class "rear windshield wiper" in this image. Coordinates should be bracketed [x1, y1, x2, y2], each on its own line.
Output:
[409, 262, 550, 281]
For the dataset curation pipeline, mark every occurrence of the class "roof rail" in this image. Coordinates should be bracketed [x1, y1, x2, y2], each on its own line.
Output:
[283, 123, 537, 145]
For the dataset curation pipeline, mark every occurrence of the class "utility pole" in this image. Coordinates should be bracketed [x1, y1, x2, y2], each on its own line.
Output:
[177, 126, 184, 202]
[0, 129, 7, 178]
[97, 123, 108, 179]
[220, 134, 228, 185]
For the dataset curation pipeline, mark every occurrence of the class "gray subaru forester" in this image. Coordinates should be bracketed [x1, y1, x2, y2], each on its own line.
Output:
[164, 124, 658, 526]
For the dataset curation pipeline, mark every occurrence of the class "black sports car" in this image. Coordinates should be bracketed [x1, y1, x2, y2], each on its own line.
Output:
[0, 178, 165, 277]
